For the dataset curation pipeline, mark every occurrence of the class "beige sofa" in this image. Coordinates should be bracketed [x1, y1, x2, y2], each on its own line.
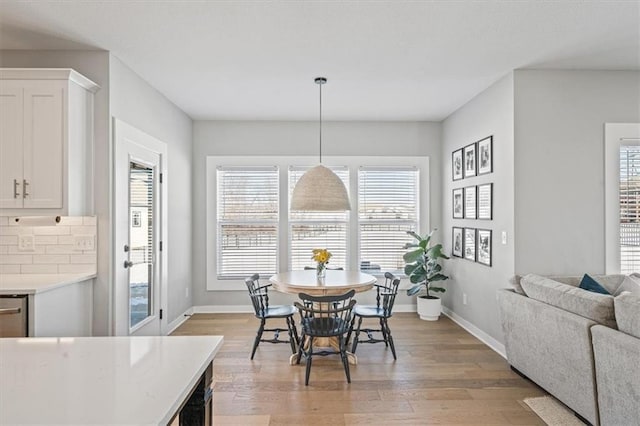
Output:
[497, 274, 639, 426]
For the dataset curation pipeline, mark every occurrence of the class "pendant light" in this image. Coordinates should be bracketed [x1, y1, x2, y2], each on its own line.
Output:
[290, 77, 351, 211]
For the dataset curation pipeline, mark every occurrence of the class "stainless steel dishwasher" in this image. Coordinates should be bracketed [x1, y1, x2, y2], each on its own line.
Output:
[0, 295, 28, 337]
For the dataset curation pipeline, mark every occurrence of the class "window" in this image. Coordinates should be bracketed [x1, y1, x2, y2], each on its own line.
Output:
[605, 123, 640, 274]
[358, 167, 419, 272]
[216, 166, 279, 278]
[207, 156, 429, 290]
[619, 144, 640, 274]
[289, 166, 349, 270]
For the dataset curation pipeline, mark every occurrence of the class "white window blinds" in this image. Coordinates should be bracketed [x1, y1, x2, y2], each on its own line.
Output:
[358, 166, 419, 272]
[620, 145, 640, 274]
[216, 166, 279, 278]
[289, 166, 349, 270]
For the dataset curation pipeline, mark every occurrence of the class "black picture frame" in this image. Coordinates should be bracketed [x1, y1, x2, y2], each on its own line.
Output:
[452, 148, 463, 181]
[478, 183, 493, 220]
[477, 229, 492, 266]
[453, 188, 464, 219]
[478, 136, 493, 175]
[452, 227, 463, 258]
[464, 228, 476, 261]
[464, 186, 477, 219]
[463, 142, 477, 178]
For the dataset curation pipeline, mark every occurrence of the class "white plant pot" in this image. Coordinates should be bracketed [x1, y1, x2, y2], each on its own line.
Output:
[417, 296, 441, 321]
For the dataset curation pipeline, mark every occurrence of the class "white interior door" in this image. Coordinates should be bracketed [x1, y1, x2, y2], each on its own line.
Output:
[114, 119, 168, 336]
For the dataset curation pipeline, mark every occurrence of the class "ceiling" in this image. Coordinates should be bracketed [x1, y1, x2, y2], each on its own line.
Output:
[0, 1, 638, 121]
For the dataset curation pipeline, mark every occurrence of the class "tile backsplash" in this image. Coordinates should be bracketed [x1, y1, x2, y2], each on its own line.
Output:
[0, 216, 97, 274]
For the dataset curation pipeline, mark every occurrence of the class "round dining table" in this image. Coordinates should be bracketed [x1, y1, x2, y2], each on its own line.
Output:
[269, 269, 377, 296]
[269, 269, 377, 364]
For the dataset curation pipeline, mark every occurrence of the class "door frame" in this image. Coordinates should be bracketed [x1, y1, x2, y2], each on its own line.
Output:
[112, 118, 168, 335]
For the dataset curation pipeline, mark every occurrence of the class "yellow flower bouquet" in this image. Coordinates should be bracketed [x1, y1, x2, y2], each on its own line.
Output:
[311, 248, 332, 278]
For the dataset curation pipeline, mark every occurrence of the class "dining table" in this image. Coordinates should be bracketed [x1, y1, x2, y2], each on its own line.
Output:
[269, 269, 377, 364]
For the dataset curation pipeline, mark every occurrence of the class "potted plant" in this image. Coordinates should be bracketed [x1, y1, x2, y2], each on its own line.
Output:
[403, 229, 450, 321]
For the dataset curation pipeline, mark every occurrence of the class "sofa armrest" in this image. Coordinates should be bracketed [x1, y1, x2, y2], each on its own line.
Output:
[497, 289, 600, 425]
[592, 325, 640, 426]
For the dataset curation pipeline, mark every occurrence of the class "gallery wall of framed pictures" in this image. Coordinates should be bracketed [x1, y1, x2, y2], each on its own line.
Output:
[451, 135, 494, 267]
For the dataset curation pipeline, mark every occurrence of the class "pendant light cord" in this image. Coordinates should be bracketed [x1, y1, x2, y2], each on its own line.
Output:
[319, 79, 322, 164]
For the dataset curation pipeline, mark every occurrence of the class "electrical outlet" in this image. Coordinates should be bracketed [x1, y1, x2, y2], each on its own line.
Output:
[18, 235, 35, 252]
[463, 293, 468, 305]
[73, 235, 95, 251]
[501, 231, 508, 245]
[185, 287, 190, 298]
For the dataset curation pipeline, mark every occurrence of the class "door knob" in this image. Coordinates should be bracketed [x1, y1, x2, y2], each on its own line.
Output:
[123, 260, 134, 268]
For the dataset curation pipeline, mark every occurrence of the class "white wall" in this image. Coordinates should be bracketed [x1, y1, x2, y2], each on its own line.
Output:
[441, 73, 515, 346]
[192, 120, 441, 307]
[109, 55, 193, 326]
[0, 50, 111, 335]
[514, 70, 640, 275]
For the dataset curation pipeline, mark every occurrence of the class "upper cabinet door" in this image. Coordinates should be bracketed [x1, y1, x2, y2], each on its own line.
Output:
[0, 84, 24, 209]
[23, 85, 64, 209]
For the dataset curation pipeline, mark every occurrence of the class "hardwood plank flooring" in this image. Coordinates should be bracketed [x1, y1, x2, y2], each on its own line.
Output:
[172, 313, 546, 425]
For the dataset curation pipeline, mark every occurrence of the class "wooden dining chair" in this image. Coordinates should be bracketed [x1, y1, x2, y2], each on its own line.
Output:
[294, 290, 357, 385]
[347, 272, 401, 359]
[245, 273, 299, 359]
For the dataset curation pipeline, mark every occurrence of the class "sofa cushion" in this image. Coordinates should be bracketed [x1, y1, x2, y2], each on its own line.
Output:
[509, 275, 525, 295]
[520, 274, 617, 329]
[614, 292, 640, 338]
[614, 275, 640, 297]
[579, 273, 610, 295]
[550, 274, 625, 294]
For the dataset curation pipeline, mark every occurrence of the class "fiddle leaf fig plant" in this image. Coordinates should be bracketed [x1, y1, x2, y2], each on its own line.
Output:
[403, 229, 450, 297]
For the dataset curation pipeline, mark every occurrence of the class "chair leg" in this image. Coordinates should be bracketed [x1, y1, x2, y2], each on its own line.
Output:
[250, 319, 265, 360]
[340, 336, 351, 383]
[346, 315, 356, 346]
[291, 317, 300, 346]
[305, 337, 314, 386]
[296, 331, 305, 365]
[384, 318, 397, 360]
[351, 316, 363, 353]
[286, 316, 297, 354]
[379, 317, 389, 347]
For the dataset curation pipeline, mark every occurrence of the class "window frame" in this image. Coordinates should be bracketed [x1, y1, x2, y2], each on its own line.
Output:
[206, 156, 429, 290]
[605, 123, 640, 274]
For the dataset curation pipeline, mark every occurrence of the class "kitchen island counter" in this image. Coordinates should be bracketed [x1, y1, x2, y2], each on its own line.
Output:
[0, 335, 223, 425]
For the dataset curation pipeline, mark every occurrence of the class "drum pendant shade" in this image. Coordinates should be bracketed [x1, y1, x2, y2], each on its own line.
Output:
[290, 77, 351, 211]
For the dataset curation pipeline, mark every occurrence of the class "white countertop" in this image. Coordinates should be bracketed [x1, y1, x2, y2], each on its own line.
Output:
[0, 273, 96, 295]
[0, 335, 224, 425]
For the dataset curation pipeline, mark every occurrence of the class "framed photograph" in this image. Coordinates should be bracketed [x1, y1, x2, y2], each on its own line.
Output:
[452, 227, 463, 258]
[478, 136, 493, 175]
[478, 183, 493, 220]
[463, 143, 476, 178]
[464, 186, 477, 219]
[452, 148, 463, 181]
[477, 229, 492, 266]
[464, 228, 476, 261]
[453, 188, 464, 219]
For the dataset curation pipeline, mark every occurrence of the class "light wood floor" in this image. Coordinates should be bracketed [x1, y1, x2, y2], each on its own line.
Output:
[172, 312, 546, 425]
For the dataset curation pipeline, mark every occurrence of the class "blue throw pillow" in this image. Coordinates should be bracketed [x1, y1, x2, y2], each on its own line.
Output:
[579, 274, 610, 295]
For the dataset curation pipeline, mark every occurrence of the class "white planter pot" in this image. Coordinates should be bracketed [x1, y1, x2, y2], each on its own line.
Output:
[417, 296, 441, 321]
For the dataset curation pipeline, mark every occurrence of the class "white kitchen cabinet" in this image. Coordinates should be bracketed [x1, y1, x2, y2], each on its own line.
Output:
[0, 69, 99, 214]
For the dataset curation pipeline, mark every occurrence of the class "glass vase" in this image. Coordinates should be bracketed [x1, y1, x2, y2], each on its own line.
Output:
[316, 263, 326, 279]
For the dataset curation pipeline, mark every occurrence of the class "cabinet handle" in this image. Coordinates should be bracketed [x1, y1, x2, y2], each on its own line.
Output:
[13, 179, 20, 198]
[23, 179, 29, 198]
[0, 307, 21, 315]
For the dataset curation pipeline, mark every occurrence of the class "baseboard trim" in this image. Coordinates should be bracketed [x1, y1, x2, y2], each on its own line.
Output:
[167, 306, 194, 335]
[193, 305, 254, 313]
[441, 306, 506, 359]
